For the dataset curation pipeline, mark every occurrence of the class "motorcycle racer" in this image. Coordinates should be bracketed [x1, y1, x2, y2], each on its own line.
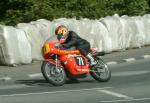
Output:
[55, 25, 96, 65]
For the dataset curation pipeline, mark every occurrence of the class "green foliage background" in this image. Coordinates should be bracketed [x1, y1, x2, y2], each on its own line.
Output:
[0, 0, 150, 25]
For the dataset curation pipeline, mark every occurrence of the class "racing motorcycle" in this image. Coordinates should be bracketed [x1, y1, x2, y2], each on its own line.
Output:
[41, 41, 111, 86]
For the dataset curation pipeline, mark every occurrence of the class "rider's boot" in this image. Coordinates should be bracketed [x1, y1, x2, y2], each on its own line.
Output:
[87, 53, 96, 66]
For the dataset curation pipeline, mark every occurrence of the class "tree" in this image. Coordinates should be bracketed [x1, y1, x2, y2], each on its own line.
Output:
[0, 0, 150, 25]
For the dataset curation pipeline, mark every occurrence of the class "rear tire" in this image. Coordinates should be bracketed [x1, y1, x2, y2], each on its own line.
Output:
[90, 57, 111, 82]
[41, 61, 66, 86]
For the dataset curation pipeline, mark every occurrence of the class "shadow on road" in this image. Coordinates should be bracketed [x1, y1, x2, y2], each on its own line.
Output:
[15, 79, 52, 87]
[15, 79, 96, 87]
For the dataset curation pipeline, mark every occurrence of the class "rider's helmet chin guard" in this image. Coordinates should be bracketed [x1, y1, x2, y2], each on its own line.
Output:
[59, 37, 66, 44]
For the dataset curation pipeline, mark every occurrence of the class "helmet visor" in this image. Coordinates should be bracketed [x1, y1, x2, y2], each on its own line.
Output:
[57, 34, 63, 40]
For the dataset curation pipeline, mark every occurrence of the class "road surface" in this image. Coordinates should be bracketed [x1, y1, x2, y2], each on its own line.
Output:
[0, 46, 150, 103]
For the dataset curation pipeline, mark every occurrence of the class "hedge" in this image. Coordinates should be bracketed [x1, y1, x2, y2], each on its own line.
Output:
[0, 0, 150, 25]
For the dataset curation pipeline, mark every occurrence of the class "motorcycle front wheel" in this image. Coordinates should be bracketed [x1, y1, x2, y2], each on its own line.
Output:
[90, 57, 111, 82]
[41, 61, 66, 86]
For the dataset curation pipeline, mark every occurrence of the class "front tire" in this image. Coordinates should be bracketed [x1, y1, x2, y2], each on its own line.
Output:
[90, 57, 111, 82]
[41, 61, 66, 86]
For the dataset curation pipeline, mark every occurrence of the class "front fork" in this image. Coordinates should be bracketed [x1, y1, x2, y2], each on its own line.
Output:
[55, 55, 61, 73]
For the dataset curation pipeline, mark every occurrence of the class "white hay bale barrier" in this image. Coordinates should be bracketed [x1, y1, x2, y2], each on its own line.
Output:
[0, 26, 32, 66]
[17, 23, 44, 60]
[1, 14, 150, 66]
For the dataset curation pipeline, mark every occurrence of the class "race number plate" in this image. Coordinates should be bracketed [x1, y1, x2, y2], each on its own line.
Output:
[75, 56, 86, 66]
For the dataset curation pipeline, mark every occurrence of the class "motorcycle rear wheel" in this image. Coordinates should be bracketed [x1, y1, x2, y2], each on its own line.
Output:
[90, 57, 111, 82]
[41, 61, 66, 86]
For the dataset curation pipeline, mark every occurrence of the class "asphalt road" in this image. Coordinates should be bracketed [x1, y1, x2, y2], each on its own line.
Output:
[0, 46, 150, 103]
